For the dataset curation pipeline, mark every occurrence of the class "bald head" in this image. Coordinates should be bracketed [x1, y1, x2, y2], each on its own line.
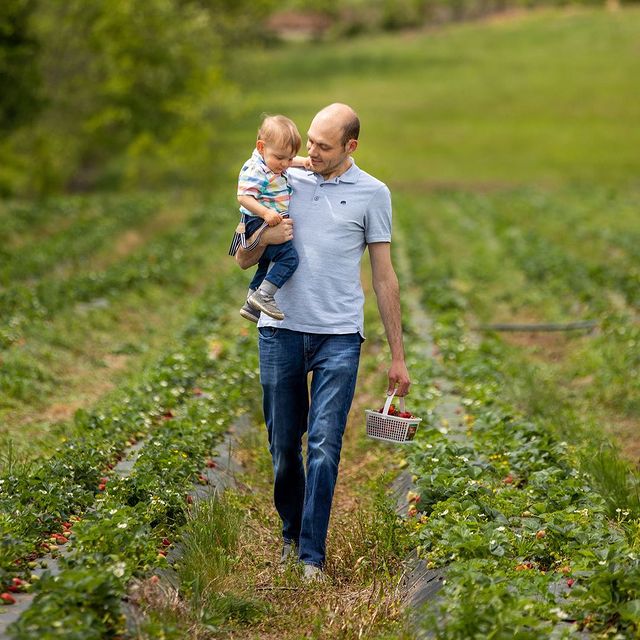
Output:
[313, 103, 360, 145]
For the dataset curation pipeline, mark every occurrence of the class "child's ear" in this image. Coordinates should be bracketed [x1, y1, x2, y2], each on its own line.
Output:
[256, 139, 266, 154]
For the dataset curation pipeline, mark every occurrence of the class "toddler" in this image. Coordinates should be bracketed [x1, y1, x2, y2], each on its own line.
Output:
[229, 115, 305, 322]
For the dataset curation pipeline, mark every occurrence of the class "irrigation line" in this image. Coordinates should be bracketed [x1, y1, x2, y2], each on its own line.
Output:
[478, 320, 598, 333]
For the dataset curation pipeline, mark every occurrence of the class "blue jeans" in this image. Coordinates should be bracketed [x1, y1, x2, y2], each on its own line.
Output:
[244, 216, 299, 290]
[249, 241, 299, 290]
[258, 328, 362, 568]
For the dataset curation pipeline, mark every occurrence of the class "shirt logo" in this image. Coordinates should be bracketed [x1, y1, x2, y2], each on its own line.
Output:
[340, 200, 347, 205]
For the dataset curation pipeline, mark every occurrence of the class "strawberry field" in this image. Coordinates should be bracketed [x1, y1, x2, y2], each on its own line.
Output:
[394, 187, 640, 636]
[2, 6, 640, 640]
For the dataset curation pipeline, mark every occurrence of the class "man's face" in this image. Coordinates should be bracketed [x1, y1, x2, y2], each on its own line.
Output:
[306, 118, 351, 178]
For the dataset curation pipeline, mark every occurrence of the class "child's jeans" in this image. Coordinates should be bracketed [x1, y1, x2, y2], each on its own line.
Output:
[245, 216, 299, 290]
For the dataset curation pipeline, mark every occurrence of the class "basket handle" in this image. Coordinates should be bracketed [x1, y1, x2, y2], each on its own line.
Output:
[382, 392, 405, 416]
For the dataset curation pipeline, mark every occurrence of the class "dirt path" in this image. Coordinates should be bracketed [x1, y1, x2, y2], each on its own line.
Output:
[224, 342, 409, 640]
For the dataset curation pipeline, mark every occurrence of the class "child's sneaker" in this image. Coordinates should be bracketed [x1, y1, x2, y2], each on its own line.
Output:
[239, 301, 259, 323]
[248, 289, 284, 320]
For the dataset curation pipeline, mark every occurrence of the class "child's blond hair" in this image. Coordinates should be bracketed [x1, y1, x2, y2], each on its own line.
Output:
[258, 115, 302, 155]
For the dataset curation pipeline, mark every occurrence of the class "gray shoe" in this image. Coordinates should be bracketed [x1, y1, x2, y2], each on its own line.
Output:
[302, 563, 325, 583]
[248, 289, 284, 321]
[239, 301, 259, 323]
[280, 541, 297, 565]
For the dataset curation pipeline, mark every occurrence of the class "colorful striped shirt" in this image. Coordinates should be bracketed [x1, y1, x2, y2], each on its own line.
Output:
[237, 149, 291, 217]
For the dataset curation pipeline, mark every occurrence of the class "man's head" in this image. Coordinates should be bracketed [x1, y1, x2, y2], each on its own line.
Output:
[256, 115, 302, 175]
[307, 103, 359, 180]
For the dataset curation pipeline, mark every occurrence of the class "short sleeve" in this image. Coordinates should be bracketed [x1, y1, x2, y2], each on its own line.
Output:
[364, 185, 392, 243]
[237, 159, 268, 199]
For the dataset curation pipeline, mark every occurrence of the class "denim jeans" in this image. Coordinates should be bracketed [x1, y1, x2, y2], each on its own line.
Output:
[249, 241, 299, 290]
[258, 327, 362, 567]
[244, 216, 299, 290]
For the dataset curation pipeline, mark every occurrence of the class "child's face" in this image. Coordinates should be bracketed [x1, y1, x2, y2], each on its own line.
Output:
[257, 140, 296, 175]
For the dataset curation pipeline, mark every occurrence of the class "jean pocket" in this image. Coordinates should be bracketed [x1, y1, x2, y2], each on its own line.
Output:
[258, 326, 278, 339]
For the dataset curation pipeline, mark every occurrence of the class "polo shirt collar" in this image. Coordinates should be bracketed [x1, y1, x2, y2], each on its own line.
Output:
[308, 159, 360, 184]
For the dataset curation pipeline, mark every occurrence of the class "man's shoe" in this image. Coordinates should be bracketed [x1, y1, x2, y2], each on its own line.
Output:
[247, 289, 284, 321]
[239, 301, 259, 323]
[280, 541, 297, 565]
[302, 563, 325, 583]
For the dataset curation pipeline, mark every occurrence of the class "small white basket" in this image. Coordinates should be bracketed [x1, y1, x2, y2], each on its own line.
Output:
[365, 393, 421, 443]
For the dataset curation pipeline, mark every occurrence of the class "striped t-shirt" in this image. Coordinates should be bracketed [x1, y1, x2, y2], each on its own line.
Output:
[237, 149, 291, 217]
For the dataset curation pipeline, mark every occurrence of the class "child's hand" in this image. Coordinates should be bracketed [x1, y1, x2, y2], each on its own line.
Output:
[303, 157, 313, 170]
[265, 211, 283, 227]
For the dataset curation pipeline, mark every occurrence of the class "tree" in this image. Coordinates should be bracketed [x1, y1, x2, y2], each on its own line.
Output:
[0, 0, 42, 132]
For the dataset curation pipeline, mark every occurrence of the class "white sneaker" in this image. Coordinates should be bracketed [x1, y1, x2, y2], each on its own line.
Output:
[302, 563, 325, 583]
[239, 301, 259, 323]
[247, 289, 284, 321]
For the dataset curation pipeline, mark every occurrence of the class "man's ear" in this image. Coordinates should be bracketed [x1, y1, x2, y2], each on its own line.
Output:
[347, 139, 358, 154]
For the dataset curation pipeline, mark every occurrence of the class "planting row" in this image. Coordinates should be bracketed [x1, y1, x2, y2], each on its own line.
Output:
[0, 272, 258, 621]
[399, 256, 640, 635]
[0, 194, 164, 287]
[7, 355, 256, 639]
[0, 198, 225, 351]
[399, 186, 640, 424]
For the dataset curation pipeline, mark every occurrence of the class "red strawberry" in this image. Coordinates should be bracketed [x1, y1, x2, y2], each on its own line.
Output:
[98, 483, 106, 491]
[205, 459, 217, 468]
[161, 538, 171, 547]
[567, 578, 575, 588]
[1, 593, 16, 605]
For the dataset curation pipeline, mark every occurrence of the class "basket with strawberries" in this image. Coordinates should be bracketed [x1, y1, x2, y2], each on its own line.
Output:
[365, 392, 421, 443]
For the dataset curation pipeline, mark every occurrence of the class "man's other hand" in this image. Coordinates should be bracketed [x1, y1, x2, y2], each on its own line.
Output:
[261, 217, 293, 244]
[387, 360, 411, 397]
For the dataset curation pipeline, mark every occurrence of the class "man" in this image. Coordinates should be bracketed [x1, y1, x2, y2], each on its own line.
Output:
[236, 103, 410, 580]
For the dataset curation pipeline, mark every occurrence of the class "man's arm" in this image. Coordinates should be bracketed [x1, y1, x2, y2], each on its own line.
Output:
[369, 242, 411, 396]
[235, 217, 294, 270]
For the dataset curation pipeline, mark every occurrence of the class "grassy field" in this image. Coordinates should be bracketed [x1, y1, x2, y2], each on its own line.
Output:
[228, 7, 640, 188]
[1, 6, 639, 638]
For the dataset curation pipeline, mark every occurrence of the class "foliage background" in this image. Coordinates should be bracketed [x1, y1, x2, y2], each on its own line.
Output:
[1, 0, 636, 198]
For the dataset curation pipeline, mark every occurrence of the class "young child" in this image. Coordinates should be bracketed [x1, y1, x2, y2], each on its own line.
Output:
[229, 115, 306, 323]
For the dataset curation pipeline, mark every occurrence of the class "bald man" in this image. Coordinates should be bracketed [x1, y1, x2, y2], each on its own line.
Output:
[236, 103, 410, 580]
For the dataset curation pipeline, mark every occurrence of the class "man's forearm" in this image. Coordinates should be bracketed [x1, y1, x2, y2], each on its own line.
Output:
[235, 233, 267, 269]
[235, 217, 294, 270]
[369, 242, 411, 395]
[374, 275, 405, 361]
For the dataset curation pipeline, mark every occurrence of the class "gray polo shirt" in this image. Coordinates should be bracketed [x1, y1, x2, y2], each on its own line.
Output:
[258, 160, 392, 337]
